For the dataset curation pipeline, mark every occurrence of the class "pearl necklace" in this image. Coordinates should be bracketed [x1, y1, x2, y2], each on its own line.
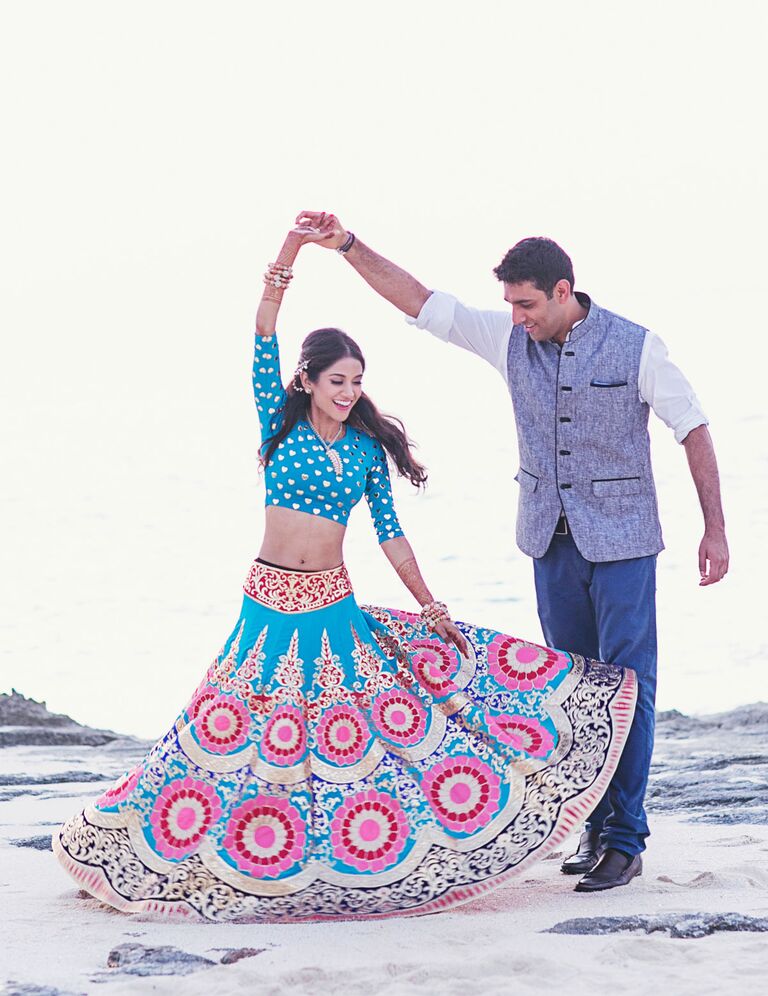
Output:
[307, 416, 344, 478]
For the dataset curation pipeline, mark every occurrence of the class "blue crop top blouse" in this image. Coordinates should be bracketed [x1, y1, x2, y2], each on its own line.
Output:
[252, 333, 404, 544]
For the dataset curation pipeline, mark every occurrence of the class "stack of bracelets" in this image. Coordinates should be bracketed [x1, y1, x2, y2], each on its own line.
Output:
[263, 262, 293, 290]
[420, 599, 451, 632]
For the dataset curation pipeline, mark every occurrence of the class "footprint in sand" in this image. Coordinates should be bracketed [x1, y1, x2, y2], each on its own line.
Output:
[656, 868, 768, 889]
[710, 834, 762, 846]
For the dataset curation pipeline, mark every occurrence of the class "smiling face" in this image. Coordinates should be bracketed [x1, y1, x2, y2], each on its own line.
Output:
[302, 356, 363, 427]
[503, 279, 574, 345]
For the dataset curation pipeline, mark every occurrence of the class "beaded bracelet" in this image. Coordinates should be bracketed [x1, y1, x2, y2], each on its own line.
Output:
[263, 263, 294, 289]
[337, 231, 356, 255]
[420, 599, 450, 632]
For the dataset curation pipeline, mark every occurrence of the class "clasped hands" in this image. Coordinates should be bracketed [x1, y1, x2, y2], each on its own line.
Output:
[291, 211, 348, 249]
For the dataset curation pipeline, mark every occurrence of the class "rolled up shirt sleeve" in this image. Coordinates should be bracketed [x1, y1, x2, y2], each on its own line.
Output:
[406, 290, 512, 383]
[639, 332, 709, 443]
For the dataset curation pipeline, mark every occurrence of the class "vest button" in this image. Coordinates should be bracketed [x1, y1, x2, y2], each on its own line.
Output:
[561, 386, 572, 391]
[565, 350, 575, 356]
[559, 417, 572, 423]
[560, 483, 572, 489]
[559, 450, 571, 456]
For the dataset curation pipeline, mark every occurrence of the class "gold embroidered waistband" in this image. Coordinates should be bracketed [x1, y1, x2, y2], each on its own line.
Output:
[243, 560, 353, 613]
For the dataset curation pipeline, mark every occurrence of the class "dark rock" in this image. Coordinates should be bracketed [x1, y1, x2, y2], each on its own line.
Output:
[695, 753, 767, 771]
[0, 690, 120, 747]
[219, 948, 266, 965]
[647, 703, 768, 822]
[0, 690, 82, 728]
[0, 787, 104, 803]
[0, 772, 107, 787]
[546, 912, 768, 939]
[0, 790, 31, 803]
[646, 775, 768, 811]
[655, 709, 715, 738]
[106, 943, 215, 977]
[646, 761, 768, 819]
[10, 835, 53, 851]
[707, 702, 768, 730]
[689, 810, 768, 825]
[0, 729, 118, 748]
[655, 703, 768, 739]
[1, 984, 84, 996]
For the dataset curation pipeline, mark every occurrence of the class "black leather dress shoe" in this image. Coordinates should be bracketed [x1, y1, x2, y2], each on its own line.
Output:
[560, 828, 602, 875]
[574, 847, 643, 892]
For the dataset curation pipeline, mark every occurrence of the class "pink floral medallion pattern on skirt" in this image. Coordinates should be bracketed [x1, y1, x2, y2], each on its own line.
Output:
[315, 704, 372, 765]
[371, 688, 428, 746]
[96, 763, 143, 809]
[195, 694, 251, 754]
[487, 635, 570, 692]
[187, 686, 218, 721]
[330, 789, 410, 872]
[54, 560, 638, 921]
[260, 704, 308, 765]
[409, 637, 461, 696]
[420, 755, 502, 834]
[222, 796, 306, 877]
[490, 713, 556, 758]
[150, 777, 223, 860]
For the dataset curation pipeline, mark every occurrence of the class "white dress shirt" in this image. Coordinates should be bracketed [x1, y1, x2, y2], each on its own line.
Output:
[407, 291, 708, 444]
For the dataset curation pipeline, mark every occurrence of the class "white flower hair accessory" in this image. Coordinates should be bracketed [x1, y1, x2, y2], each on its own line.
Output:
[293, 358, 309, 391]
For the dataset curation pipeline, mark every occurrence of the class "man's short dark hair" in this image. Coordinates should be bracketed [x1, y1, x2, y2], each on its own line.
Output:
[493, 237, 575, 298]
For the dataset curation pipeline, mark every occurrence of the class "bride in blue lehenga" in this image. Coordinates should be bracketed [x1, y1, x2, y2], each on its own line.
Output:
[53, 222, 636, 921]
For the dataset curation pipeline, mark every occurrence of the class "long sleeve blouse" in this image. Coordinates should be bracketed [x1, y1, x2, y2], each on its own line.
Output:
[253, 333, 404, 544]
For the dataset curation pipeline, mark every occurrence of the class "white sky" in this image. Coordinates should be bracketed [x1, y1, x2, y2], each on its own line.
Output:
[1, 1, 766, 736]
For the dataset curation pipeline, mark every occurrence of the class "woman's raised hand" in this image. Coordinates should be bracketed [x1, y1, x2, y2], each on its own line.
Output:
[294, 211, 347, 250]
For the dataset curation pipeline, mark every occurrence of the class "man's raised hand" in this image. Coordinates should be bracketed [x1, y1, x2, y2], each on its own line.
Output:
[294, 211, 347, 250]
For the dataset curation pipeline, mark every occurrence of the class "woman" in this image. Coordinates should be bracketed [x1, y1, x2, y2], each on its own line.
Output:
[53, 223, 636, 921]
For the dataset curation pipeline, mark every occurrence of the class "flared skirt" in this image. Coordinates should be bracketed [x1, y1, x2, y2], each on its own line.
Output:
[53, 560, 636, 921]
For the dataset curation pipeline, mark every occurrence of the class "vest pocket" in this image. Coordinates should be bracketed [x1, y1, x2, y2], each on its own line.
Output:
[514, 468, 539, 493]
[592, 477, 641, 497]
[589, 379, 629, 388]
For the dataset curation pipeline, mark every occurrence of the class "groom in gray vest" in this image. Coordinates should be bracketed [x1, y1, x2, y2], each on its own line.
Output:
[300, 211, 729, 892]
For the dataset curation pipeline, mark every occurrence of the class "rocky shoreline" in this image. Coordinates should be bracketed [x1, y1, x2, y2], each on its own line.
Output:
[0, 690, 126, 748]
[649, 703, 768, 823]
[2, 689, 768, 994]
[5, 690, 768, 838]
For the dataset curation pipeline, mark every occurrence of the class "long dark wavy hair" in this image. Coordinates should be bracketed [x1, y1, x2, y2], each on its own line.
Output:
[260, 327, 427, 488]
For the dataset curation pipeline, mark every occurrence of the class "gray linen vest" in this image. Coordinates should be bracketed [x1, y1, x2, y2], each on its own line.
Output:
[506, 295, 664, 562]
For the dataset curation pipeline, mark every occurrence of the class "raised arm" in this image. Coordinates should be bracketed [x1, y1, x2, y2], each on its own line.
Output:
[294, 211, 430, 318]
[296, 211, 512, 380]
[256, 230, 302, 336]
[254, 224, 344, 443]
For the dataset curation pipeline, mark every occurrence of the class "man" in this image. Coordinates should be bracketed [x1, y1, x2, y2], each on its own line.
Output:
[298, 211, 729, 892]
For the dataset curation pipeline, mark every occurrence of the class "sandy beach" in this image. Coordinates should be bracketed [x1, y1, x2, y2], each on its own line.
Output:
[2, 691, 767, 995]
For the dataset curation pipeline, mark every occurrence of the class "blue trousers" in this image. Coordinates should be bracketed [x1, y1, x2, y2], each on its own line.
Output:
[533, 531, 657, 857]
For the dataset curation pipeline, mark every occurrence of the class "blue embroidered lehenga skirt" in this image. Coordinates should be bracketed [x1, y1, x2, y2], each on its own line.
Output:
[53, 560, 636, 921]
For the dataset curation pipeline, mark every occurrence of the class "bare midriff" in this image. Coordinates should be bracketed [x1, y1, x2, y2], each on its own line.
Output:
[257, 506, 347, 572]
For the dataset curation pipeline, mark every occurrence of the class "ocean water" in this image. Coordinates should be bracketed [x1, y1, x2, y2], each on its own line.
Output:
[2, 0, 765, 740]
[2, 309, 763, 739]
[3, 25, 767, 996]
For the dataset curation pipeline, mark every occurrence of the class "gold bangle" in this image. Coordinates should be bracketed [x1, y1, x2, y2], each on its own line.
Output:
[263, 262, 294, 289]
[420, 599, 450, 632]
